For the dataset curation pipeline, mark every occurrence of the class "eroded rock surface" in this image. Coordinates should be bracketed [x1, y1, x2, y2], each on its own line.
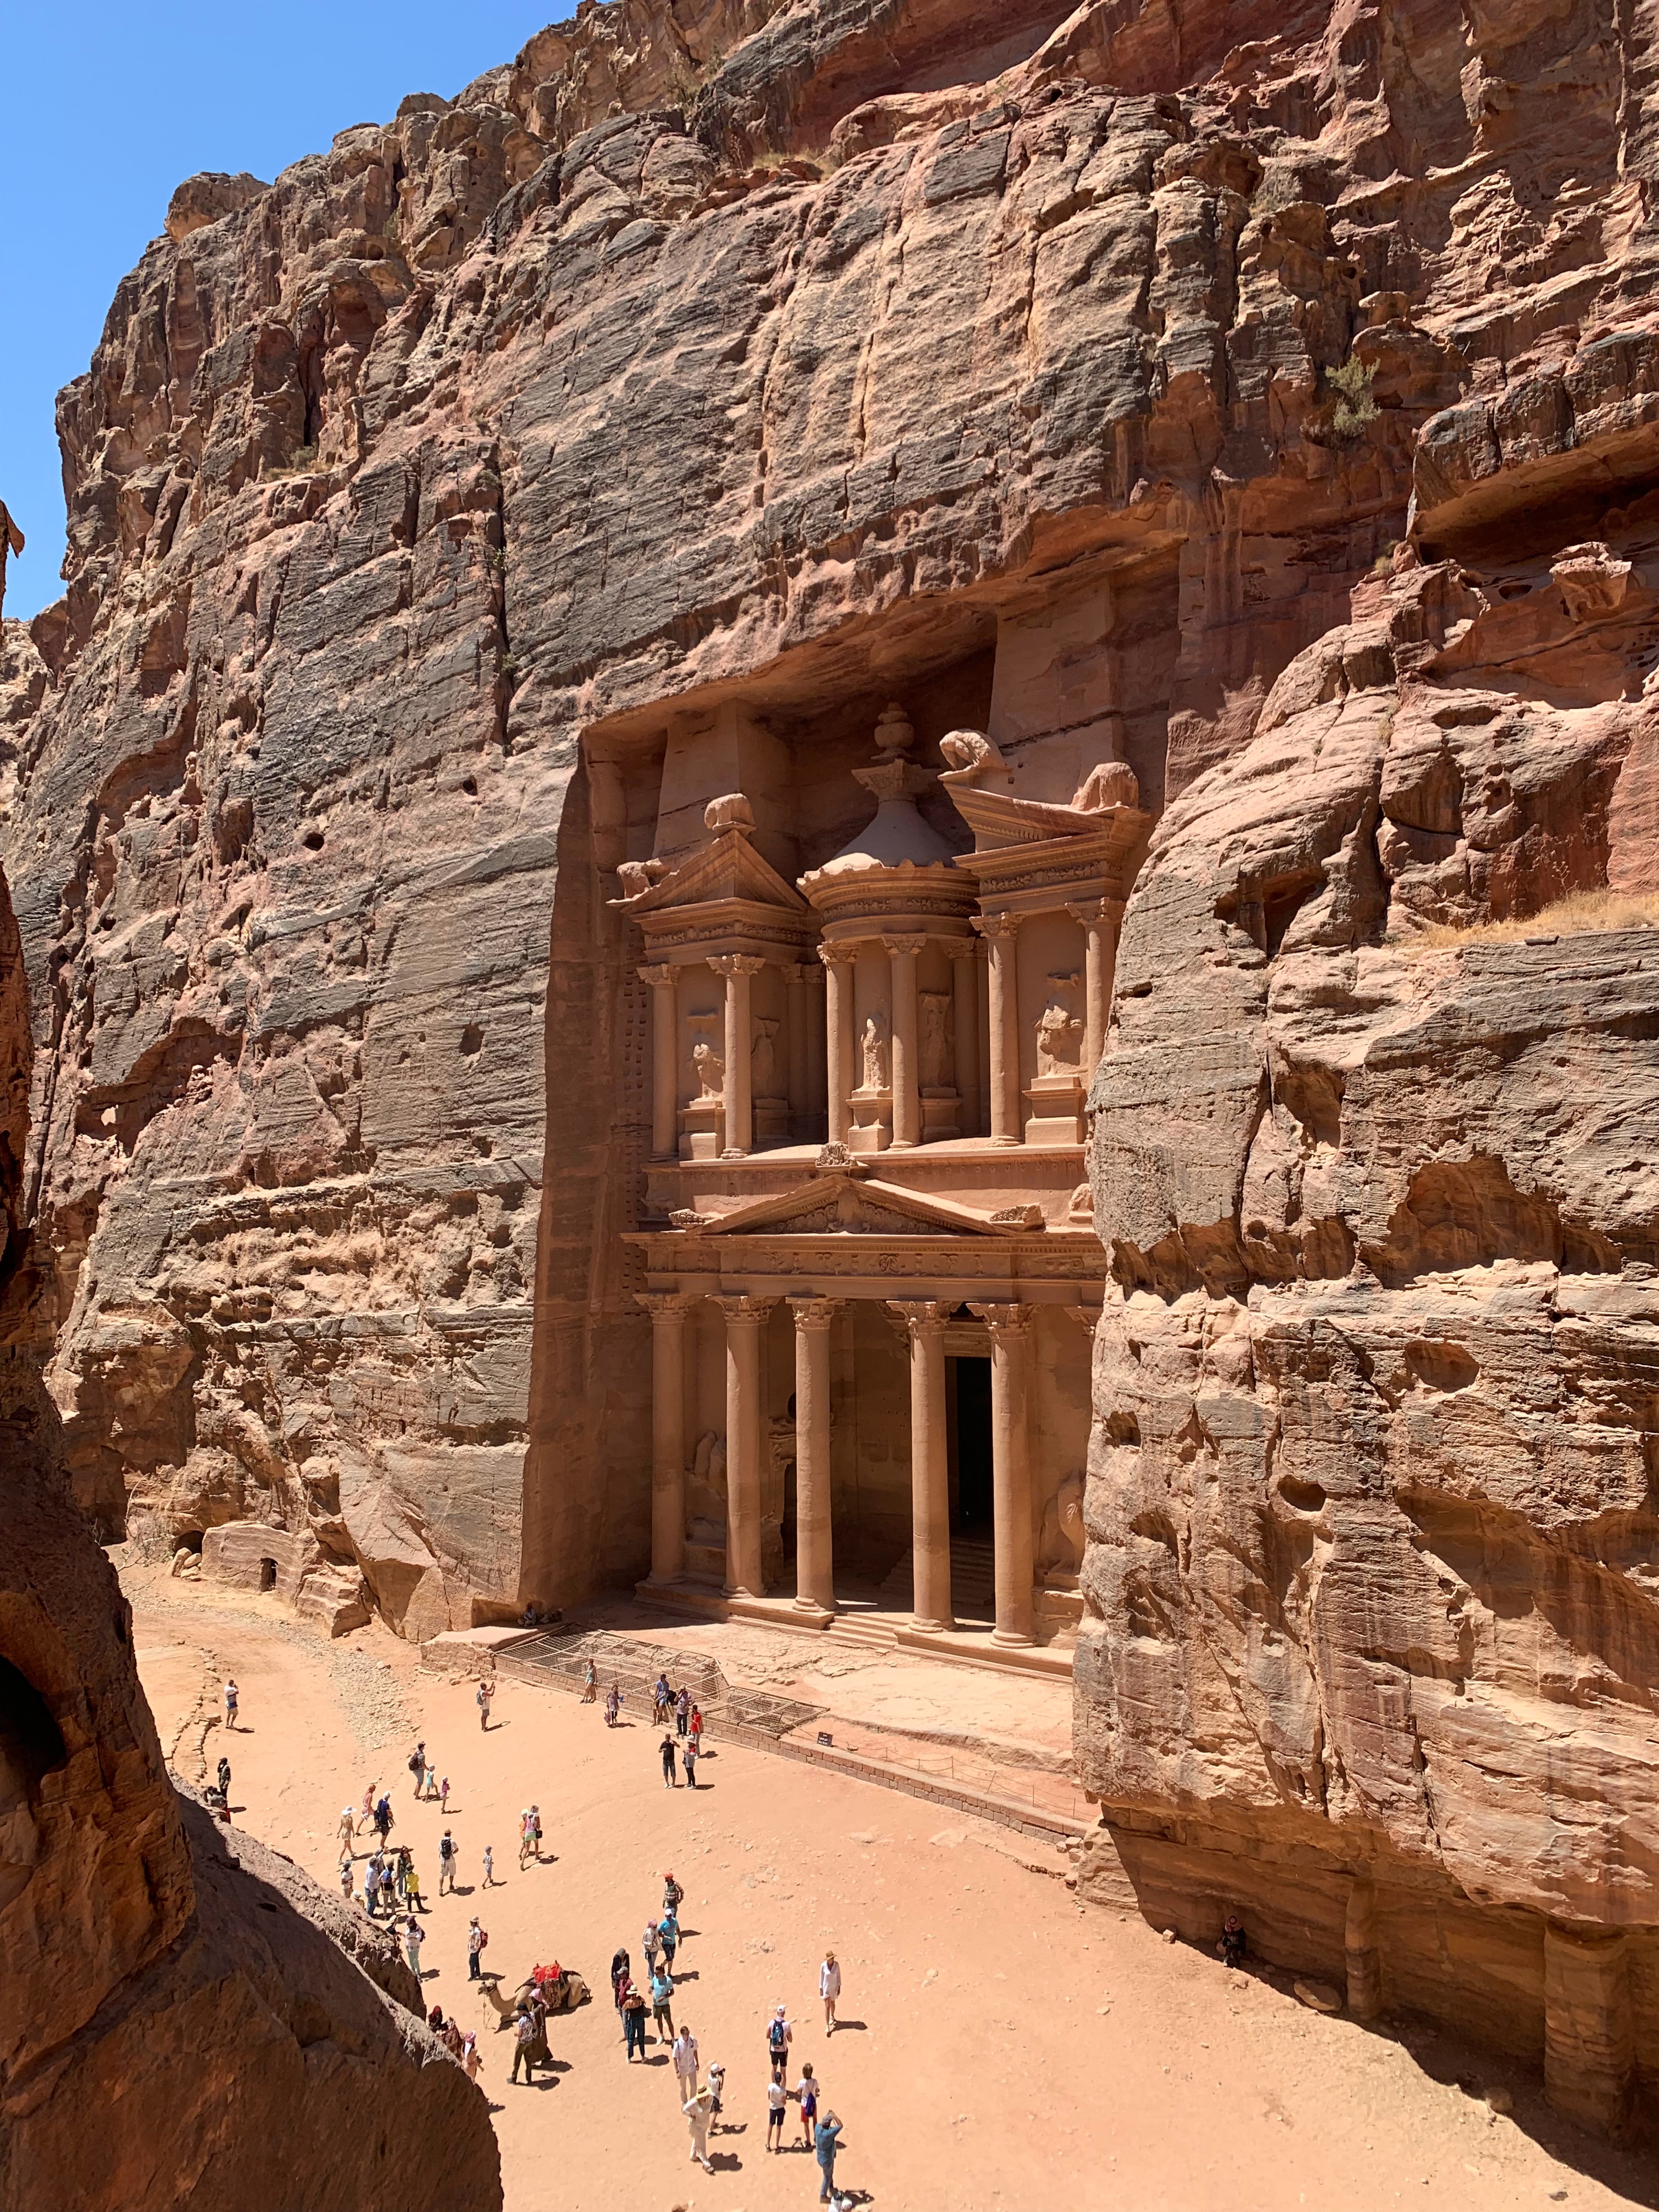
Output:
[0, 865, 500, 2209]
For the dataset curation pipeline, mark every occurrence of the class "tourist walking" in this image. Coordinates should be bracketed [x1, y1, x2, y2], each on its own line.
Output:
[374, 1793, 393, 1843]
[409, 1741, 428, 1796]
[707, 2059, 726, 2127]
[467, 1917, 487, 1979]
[797, 2061, 819, 2147]
[766, 2066, 789, 2152]
[684, 2083, 716, 2173]
[518, 1809, 535, 1869]
[482, 1844, 495, 1887]
[511, 2006, 538, 2085]
[363, 1855, 381, 1915]
[582, 1658, 598, 1703]
[815, 2110, 844, 2203]
[662, 1870, 685, 1917]
[768, 2005, 792, 2071]
[531, 1804, 543, 1859]
[476, 1679, 493, 1730]
[658, 1906, 680, 1971]
[396, 1844, 414, 1900]
[357, 1782, 376, 1833]
[653, 1672, 672, 1723]
[650, 1962, 675, 2043]
[439, 1775, 452, 1814]
[675, 1686, 691, 1739]
[405, 1859, 425, 1912]
[642, 1920, 662, 1979]
[672, 2023, 699, 2097]
[682, 1739, 699, 1788]
[821, 1950, 842, 2033]
[337, 1805, 356, 1854]
[223, 1678, 239, 1730]
[660, 1732, 678, 1787]
[339, 1855, 354, 1904]
[403, 1915, 425, 1980]
[689, 1703, 703, 1754]
[621, 1979, 648, 2060]
[605, 1683, 622, 1726]
[611, 1946, 632, 2010]
[439, 1829, 458, 1894]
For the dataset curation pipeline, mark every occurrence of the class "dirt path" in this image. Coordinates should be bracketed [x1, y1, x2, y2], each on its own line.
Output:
[127, 1568, 1654, 2212]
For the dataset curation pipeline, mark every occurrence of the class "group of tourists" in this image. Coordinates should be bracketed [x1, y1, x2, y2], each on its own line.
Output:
[426, 2003, 481, 2083]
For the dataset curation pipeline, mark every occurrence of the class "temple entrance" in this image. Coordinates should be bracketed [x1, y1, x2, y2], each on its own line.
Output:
[949, 1356, 992, 1534]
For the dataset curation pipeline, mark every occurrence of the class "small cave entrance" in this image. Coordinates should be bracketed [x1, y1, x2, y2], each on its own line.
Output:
[258, 1556, 278, 1592]
[0, 1655, 69, 1798]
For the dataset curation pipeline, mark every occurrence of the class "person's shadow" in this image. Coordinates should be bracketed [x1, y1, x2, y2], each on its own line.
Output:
[709, 2152, 743, 2171]
[832, 2019, 868, 2032]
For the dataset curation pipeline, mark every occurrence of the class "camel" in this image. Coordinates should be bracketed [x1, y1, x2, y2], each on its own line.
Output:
[478, 1967, 589, 2032]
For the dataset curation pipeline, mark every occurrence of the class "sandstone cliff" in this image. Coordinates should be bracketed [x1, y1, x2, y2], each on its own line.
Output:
[0, 856, 501, 2209]
[8, 0, 1659, 2133]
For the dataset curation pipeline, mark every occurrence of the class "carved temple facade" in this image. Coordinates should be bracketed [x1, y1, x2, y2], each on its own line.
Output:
[588, 574, 1163, 1669]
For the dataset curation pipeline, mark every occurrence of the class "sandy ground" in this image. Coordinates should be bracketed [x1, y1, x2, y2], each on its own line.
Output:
[126, 1567, 1656, 2212]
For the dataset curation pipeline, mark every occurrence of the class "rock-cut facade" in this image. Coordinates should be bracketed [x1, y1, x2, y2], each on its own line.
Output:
[3, 0, 1659, 2137]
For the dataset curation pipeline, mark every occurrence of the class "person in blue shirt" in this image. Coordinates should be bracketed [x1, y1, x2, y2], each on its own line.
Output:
[814, 2109, 843, 2204]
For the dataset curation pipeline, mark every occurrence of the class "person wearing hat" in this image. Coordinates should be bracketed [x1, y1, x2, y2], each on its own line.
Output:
[815, 2108, 844, 2203]
[683, 2081, 716, 2172]
[820, 1949, 842, 2034]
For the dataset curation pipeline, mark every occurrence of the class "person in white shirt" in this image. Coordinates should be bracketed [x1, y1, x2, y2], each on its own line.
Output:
[765, 2066, 789, 2151]
[672, 2025, 699, 2096]
[820, 1950, 842, 2033]
[683, 2084, 715, 2171]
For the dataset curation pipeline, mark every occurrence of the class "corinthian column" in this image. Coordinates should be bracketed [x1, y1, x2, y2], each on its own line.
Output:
[710, 953, 764, 1156]
[975, 913, 1022, 1144]
[1066, 898, 1122, 1086]
[639, 964, 679, 1160]
[889, 1300, 953, 1631]
[788, 1297, 838, 1616]
[819, 943, 856, 1146]
[885, 935, 923, 1148]
[637, 1291, 691, 1583]
[715, 1295, 775, 1596]
[969, 1301, 1035, 1643]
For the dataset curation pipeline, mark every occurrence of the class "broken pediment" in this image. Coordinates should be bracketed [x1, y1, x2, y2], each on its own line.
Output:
[610, 810, 809, 918]
[670, 1166, 1039, 1238]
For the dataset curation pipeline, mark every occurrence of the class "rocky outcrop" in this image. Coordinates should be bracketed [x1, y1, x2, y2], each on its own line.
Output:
[0, 864, 500, 2209]
[1081, 545, 1659, 2132]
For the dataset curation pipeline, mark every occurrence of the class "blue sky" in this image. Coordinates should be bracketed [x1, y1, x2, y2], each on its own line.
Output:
[0, 2, 552, 623]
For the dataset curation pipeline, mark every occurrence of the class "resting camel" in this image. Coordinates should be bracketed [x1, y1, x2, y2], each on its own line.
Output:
[478, 1967, 589, 2031]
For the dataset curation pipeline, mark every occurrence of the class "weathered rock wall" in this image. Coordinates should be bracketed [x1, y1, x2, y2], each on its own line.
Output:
[0, 860, 501, 2209]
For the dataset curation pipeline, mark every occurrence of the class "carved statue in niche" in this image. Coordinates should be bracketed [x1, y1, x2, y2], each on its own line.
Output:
[1072, 759, 1139, 812]
[1037, 1469, 1086, 1581]
[751, 1014, 781, 1098]
[692, 1039, 725, 1097]
[919, 990, 952, 1090]
[859, 1007, 890, 1091]
[686, 1430, 727, 1545]
[1035, 973, 1084, 1076]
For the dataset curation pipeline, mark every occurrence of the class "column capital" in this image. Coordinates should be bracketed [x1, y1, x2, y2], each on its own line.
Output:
[788, 1296, 840, 1329]
[779, 961, 805, 985]
[636, 1290, 695, 1318]
[1064, 898, 1113, 926]
[887, 1298, 954, 1338]
[968, 1300, 1034, 1337]
[880, 933, 927, 957]
[709, 952, 766, 977]
[973, 911, 1022, 941]
[817, 940, 859, 967]
[637, 962, 676, 988]
[713, 1293, 778, 1323]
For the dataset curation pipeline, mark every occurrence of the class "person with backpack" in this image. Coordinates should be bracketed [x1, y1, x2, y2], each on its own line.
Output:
[767, 2005, 792, 2072]
[611, 1945, 631, 2011]
[375, 1793, 393, 1842]
[476, 1678, 493, 1730]
[467, 1917, 488, 1980]
[662, 1870, 684, 1917]
[438, 1829, 458, 1894]
[408, 1742, 427, 1796]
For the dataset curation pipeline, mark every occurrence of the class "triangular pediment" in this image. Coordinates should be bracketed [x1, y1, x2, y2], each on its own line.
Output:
[617, 826, 808, 917]
[677, 1169, 1035, 1238]
[946, 783, 1132, 854]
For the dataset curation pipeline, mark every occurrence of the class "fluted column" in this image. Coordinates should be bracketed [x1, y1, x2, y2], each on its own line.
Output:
[951, 945, 980, 1138]
[639, 964, 679, 1160]
[710, 953, 764, 1156]
[638, 1291, 691, 1583]
[715, 1295, 775, 1596]
[890, 1300, 953, 1632]
[1066, 898, 1122, 1086]
[969, 1301, 1035, 1643]
[788, 1297, 838, 1616]
[976, 914, 1022, 1145]
[885, 934, 922, 1148]
[820, 943, 856, 1146]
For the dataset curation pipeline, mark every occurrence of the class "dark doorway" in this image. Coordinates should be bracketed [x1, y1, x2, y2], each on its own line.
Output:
[950, 1357, 992, 1533]
[258, 1557, 277, 1592]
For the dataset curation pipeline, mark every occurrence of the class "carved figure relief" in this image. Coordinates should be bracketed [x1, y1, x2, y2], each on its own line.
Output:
[752, 1014, 781, 1097]
[859, 1008, 890, 1091]
[1035, 973, 1084, 1076]
[919, 990, 953, 1089]
[1037, 1469, 1086, 1579]
[686, 1430, 727, 1545]
[938, 729, 1008, 782]
[692, 1038, 725, 1097]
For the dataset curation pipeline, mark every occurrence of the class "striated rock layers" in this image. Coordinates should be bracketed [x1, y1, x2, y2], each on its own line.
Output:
[0, 860, 501, 2207]
[6, 0, 1659, 2128]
